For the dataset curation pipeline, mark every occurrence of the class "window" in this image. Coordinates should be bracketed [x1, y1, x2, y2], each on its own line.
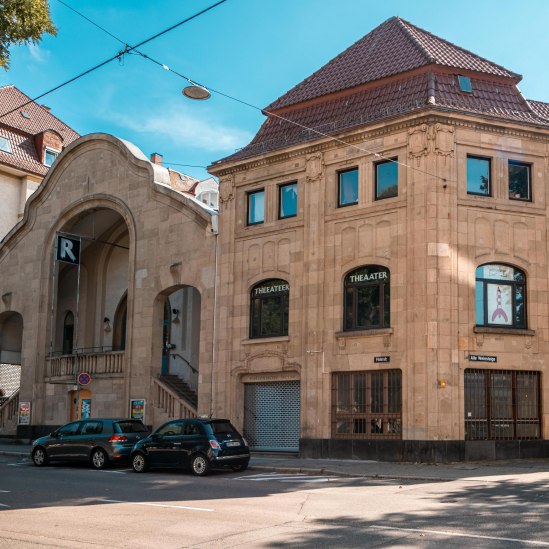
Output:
[465, 369, 540, 440]
[197, 190, 219, 209]
[250, 279, 289, 338]
[375, 159, 398, 200]
[44, 148, 59, 167]
[476, 264, 526, 329]
[279, 182, 297, 219]
[344, 265, 390, 331]
[0, 135, 11, 153]
[332, 370, 401, 439]
[467, 156, 491, 196]
[508, 161, 531, 201]
[81, 421, 103, 435]
[247, 189, 264, 225]
[56, 421, 81, 437]
[156, 421, 184, 436]
[62, 311, 74, 355]
[338, 168, 358, 207]
[458, 75, 473, 93]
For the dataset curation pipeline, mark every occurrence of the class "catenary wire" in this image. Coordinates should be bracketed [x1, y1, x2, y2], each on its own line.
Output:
[0, 0, 227, 121]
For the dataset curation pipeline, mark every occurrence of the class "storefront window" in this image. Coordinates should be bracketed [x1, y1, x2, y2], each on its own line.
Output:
[250, 279, 289, 338]
[344, 265, 390, 331]
[332, 370, 402, 439]
[475, 264, 526, 329]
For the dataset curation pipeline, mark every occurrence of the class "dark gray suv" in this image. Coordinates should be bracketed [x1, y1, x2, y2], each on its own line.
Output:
[31, 418, 150, 469]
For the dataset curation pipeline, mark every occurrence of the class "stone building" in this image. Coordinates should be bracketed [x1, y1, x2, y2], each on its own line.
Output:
[0, 85, 79, 240]
[0, 133, 217, 437]
[208, 17, 549, 460]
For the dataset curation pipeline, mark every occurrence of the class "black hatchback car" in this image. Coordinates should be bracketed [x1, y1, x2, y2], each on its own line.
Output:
[131, 418, 250, 476]
[31, 418, 150, 469]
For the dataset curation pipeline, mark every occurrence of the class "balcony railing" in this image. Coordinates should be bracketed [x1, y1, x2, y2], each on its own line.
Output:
[47, 350, 125, 378]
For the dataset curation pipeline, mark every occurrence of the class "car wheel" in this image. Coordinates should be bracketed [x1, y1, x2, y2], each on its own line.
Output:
[132, 452, 149, 473]
[32, 447, 49, 467]
[190, 453, 210, 477]
[91, 448, 108, 470]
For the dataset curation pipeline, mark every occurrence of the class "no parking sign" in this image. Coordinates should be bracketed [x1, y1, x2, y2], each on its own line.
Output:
[77, 372, 91, 386]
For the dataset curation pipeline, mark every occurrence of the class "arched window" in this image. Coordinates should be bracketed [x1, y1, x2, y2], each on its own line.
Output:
[62, 311, 74, 355]
[344, 266, 390, 331]
[250, 279, 289, 338]
[476, 264, 526, 328]
[113, 294, 127, 351]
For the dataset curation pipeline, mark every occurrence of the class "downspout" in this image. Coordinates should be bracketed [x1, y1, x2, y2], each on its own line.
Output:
[209, 213, 219, 418]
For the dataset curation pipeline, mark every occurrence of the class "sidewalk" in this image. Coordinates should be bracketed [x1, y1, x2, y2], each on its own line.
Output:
[1, 440, 548, 481]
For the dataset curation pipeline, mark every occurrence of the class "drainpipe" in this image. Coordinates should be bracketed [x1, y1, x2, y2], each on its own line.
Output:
[209, 213, 219, 418]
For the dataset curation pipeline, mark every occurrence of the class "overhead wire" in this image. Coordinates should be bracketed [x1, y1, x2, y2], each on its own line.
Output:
[0, 0, 227, 122]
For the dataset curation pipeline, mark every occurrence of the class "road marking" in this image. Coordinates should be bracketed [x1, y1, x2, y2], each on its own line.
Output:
[235, 473, 339, 483]
[96, 470, 126, 474]
[0, 490, 10, 493]
[370, 525, 549, 546]
[0, 503, 10, 508]
[99, 499, 213, 512]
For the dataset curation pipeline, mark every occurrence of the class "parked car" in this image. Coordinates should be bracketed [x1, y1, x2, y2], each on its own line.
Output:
[31, 418, 150, 469]
[131, 418, 250, 476]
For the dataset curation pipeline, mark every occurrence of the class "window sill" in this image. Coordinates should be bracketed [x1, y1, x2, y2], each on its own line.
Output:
[242, 336, 289, 345]
[335, 328, 393, 338]
[474, 326, 535, 336]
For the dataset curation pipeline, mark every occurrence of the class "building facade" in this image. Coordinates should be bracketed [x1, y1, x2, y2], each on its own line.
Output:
[0, 133, 217, 437]
[209, 17, 549, 460]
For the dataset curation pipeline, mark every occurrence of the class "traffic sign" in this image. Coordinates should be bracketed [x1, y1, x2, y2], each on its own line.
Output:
[77, 372, 91, 386]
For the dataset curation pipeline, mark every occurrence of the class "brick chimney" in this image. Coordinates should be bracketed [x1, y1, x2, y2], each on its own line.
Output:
[150, 152, 163, 165]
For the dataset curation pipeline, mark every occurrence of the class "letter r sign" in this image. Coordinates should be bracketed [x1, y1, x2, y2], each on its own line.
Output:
[56, 235, 81, 264]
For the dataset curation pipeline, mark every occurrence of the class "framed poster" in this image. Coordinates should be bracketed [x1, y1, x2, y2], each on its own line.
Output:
[18, 401, 31, 425]
[487, 283, 512, 326]
[130, 399, 146, 421]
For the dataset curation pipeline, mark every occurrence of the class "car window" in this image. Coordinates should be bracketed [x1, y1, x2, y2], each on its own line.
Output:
[81, 421, 103, 435]
[156, 421, 184, 436]
[209, 421, 239, 436]
[115, 421, 148, 434]
[183, 423, 202, 436]
[57, 421, 81, 436]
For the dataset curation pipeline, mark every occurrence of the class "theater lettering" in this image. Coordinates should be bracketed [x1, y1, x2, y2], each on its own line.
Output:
[349, 271, 388, 283]
[253, 283, 289, 296]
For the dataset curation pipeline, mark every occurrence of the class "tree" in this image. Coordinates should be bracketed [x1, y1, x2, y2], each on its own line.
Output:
[0, 0, 57, 69]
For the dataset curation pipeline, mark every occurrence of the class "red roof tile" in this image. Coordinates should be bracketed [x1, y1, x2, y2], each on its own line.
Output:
[267, 17, 520, 111]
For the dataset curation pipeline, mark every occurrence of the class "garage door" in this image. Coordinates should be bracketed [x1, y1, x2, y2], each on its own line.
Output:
[244, 381, 300, 452]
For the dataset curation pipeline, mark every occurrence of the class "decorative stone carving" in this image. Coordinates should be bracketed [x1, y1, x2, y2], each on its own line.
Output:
[434, 124, 455, 157]
[306, 153, 323, 183]
[219, 175, 234, 204]
[408, 124, 429, 164]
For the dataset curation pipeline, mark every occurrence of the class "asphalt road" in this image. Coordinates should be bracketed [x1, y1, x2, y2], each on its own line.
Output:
[0, 454, 548, 548]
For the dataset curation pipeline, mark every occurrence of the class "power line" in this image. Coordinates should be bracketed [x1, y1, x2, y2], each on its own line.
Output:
[0, 0, 227, 121]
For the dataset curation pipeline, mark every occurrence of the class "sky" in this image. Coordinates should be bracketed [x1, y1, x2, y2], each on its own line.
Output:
[1, 0, 548, 181]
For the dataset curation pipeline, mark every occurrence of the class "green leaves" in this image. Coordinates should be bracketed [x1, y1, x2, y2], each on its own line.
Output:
[0, 0, 57, 69]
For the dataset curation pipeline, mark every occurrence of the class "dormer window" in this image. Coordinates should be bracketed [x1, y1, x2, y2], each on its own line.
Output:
[44, 148, 59, 167]
[0, 135, 11, 153]
[458, 75, 473, 93]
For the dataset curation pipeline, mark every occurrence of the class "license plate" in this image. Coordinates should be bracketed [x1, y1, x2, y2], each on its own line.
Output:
[226, 441, 240, 447]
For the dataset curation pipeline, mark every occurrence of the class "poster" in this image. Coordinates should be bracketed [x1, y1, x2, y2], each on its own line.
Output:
[18, 401, 31, 425]
[130, 399, 146, 421]
[487, 283, 512, 326]
[80, 399, 91, 419]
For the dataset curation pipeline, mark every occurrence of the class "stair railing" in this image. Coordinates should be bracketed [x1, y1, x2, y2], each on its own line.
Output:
[153, 377, 197, 419]
[0, 389, 19, 433]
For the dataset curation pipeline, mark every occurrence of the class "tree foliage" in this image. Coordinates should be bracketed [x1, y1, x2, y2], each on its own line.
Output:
[0, 0, 57, 69]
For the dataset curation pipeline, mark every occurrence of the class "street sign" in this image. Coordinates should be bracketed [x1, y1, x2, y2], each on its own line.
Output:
[77, 372, 91, 386]
[56, 234, 80, 264]
[468, 354, 497, 363]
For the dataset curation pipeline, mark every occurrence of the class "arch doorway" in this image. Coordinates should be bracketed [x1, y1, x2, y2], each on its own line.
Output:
[69, 388, 92, 421]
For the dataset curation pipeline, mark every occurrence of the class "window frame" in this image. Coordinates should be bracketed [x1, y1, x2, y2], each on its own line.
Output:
[374, 158, 398, 201]
[278, 181, 298, 219]
[337, 167, 359, 208]
[332, 369, 402, 439]
[44, 147, 60, 167]
[249, 278, 289, 339]
[458, 75, 473, 93]
[508, 160, 532, 202]
[343, 265, 390, 332]
[475, 263, 526, 329]
[466, 155, 492, 197]
[0, 135, 12, 153]
[246, 188, 265, 226]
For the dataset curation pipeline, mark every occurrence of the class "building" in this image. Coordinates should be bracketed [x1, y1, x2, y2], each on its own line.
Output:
[208, 17, 549, 461]
[0, 85, 79, 240]
[0, 133, 217, 437]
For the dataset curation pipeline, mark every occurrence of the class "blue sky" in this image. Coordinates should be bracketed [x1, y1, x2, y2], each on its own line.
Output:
[2, 0, 548, 181]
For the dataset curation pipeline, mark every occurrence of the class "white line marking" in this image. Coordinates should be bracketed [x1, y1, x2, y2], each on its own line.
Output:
[0, 504, 10, 508]
[96, 470, 126, 474]
[0, 490, 10, 493]
[100, 499, 213, 512]
[370, 525, 549, 546]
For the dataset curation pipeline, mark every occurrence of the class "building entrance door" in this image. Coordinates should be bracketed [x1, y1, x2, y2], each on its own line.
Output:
[243, 381, 300, 452]
[69, 389, 92, 421]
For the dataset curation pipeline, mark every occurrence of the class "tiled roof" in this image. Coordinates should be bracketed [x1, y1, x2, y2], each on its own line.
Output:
[528, 100, 549, 120]
[215, 73, 549, 165]
[0, 85, 79, 176]
[266, 17, 520, 111]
